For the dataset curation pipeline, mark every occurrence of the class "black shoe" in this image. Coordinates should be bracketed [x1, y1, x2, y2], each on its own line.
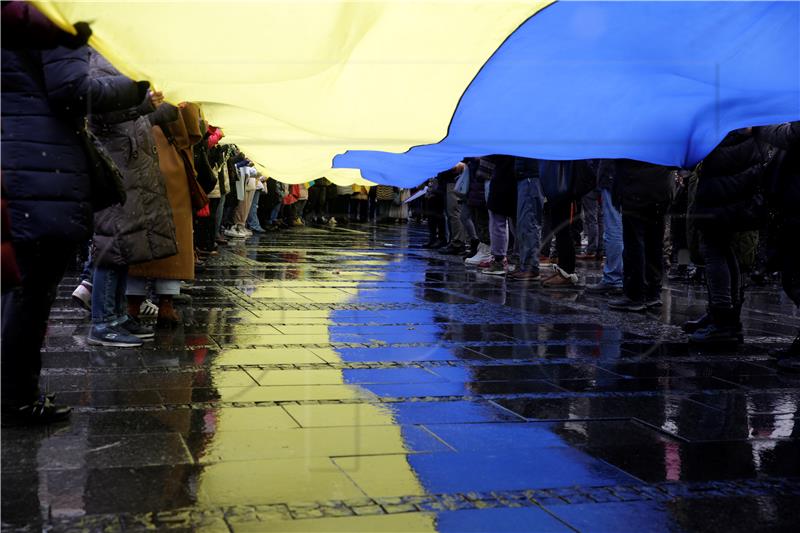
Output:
[689, 307, 743, 345]
[682, 312, 711, 333]
[690, 324, 742, 345]
[645, 297, 663, 309]
[464, 239, 481, 259]
[608, 296, 646, 312]
[441, 243, 466, 255]
[2, 394, 71, 426]
[584, 282, 623, 295]
[117, 315, 154, 339]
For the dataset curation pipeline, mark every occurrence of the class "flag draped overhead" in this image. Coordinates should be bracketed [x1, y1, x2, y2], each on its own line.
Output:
[32, 0, 549, 184]
[336, 1, 800, 186]
[33, 1, 800, 187]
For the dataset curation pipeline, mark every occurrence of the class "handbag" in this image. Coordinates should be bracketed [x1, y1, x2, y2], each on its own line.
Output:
[453, 165, 470, 198]
[79, 120, 127, 211]
[180, 151, 209, 210]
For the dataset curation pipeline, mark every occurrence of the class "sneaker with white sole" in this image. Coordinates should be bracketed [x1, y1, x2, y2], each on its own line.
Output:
[71, 281, 92, 310]
[483, 259, 508, 276]
[117, 315, 154, 339]
[223, 225, 249, 238]
[139, 298, 159, 318]
[465, 244, 492, 266]
[88, 323, 143, 347]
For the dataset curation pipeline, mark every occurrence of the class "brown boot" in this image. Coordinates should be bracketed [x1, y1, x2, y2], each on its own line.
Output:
[127, 295, 145, 319]
[156, 296, 182, 329]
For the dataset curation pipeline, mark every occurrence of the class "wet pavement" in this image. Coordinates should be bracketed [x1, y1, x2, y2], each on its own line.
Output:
[2, 222, 800, 532]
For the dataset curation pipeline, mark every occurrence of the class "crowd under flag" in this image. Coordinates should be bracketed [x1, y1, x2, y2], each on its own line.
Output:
[34, 1, 800, 186]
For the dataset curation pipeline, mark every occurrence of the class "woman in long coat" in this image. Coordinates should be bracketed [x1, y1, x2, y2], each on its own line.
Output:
[87, 53, 177, 347]
[127, 103, 200, 327]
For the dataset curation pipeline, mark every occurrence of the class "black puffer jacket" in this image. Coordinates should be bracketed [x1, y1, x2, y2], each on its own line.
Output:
[1, 44, 148, 243]
[90, 53, 177, 267]
[694, 130, 771, 229]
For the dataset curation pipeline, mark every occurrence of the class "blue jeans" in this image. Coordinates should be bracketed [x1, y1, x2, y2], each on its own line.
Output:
[516, 177, 544, 272]
[601, 188, 623, 287]
[246, 189, 262, 229]
[268, 202, 281, 224]
[91, 265, 128, 325]
[213, 195, 226, 237]
[80, 248, 94, 283]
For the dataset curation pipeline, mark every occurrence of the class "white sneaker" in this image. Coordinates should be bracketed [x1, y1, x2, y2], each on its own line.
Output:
[71, 281, 92, 310]
[223, 225, 248, 238]
[465, 244, 492, 266]
[239, 224, 253, 237]
[328, 217, 338, 226]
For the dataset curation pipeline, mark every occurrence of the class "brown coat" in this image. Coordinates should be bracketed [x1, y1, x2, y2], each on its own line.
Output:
[128, 104, 201, 281]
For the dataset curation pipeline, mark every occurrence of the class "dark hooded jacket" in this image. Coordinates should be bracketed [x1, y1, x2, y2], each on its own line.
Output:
[615, 159, 675, 213]
[90, 53, 177, 267]
[1, 44, 148, 243]
[755, 121, 800, 226]
[693, 130, 772, 230]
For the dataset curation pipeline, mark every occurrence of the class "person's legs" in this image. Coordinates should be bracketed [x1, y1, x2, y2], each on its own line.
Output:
[246, 190, 264, 230]
[92, 265, 124, 325]
[445, 182, 466, 246]
[622, 212, 647, 302]
[551, 198, 575, 274]
[601, 188, 623, 287]
[1, 240, 74, 408]
[460, 202, 478, 242]
[516, 177, 543, 273]
[581, 189, 601, 254]
[488, 210, 509, 258]
[700, 231, 735, 309]
[643, 212, 666, 302]
[214, 195, 227, 237]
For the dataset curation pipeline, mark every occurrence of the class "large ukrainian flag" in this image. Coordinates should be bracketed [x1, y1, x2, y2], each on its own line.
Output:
[34, 1, 800, 185]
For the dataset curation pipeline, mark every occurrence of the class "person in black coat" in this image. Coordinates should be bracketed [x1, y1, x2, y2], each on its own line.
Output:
[1, 7, 154, 423]
[608, 160, 675, 311]
[754, 121, 800, 366]
[685, 129, 771, 344]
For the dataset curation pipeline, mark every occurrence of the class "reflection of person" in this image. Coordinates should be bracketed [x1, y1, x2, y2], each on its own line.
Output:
[2, 5, 155, 423]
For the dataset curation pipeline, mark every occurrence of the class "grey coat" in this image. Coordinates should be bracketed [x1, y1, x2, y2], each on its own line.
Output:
[90, 53, 177, 267]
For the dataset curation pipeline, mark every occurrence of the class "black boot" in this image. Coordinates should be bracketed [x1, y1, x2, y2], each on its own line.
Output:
[682, 311, 711, 333]
[464, 239, 480, 259]
[689, 306, 742, 345]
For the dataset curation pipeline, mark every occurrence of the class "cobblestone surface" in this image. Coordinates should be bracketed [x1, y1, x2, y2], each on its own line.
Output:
[2, 222, 799, 532]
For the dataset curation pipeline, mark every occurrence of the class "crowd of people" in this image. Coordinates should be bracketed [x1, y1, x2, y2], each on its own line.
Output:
[1, 2, 797, 426]
[409, 138, 798, 364]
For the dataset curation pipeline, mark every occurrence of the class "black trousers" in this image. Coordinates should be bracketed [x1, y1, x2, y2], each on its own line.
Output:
[549, 197, 575, 274]
[1, 240, 75, 405]
[700, 229, 743, 308]
[622, 209, 666, 301]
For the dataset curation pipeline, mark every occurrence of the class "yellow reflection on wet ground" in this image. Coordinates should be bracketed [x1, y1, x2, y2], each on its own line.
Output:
[194, 261, 437, 532]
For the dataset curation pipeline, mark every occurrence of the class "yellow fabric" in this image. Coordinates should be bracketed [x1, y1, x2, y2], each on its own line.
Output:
[33, 0, 550, 185]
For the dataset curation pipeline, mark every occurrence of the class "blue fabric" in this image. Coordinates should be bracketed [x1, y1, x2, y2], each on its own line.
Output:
[335, 1, 800, 186]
